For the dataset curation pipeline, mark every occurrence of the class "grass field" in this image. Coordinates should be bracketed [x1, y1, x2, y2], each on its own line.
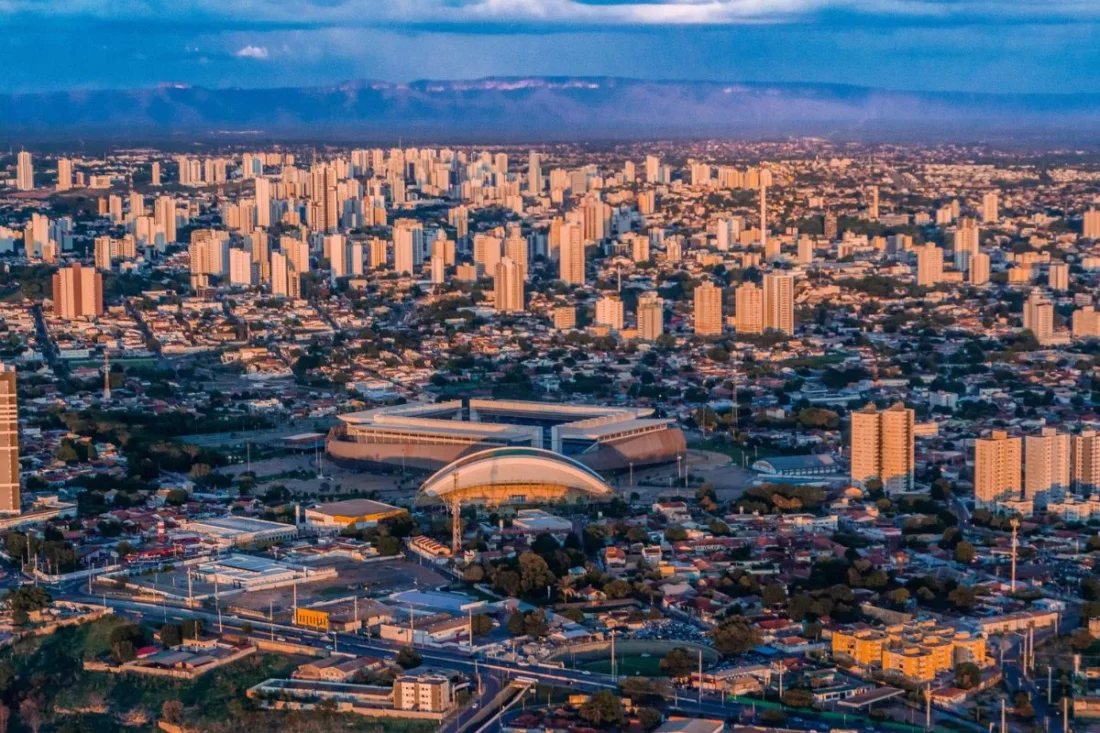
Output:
[575, 654, 665, 677]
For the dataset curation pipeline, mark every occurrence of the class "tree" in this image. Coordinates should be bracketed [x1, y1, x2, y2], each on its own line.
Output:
[955, 662, 981, 690]
[165, 488, 190, 506]
[604, 579, 632, 600]
[518, 553, 556, 595]
[711, 617, 762, 657]
[18, 697, 41, 733]
[762, 584, 786, 608]
[782, 688, 814, 708]
[470, 613, 493, 636]
[5, 586, 51, 615]
[463, 564, 486, 583]
[659, 647, 696, 679]
[665, 526, 688, 542]
[160, 624, 182, 648]
[579, 689, 624, 726]
[507, 611, 527, 636]
[181, 618, 203, 639]
[637, 707, 663, 731]
[954, 541, 976, 564]
[524, 609, 549, 637]
[374, 535, 401, 556]
[396, 648, 422, 669]
[161, 700, 184, 725]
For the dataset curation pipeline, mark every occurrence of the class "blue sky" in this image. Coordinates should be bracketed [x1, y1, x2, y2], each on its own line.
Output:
[2, 0, 1100, 94]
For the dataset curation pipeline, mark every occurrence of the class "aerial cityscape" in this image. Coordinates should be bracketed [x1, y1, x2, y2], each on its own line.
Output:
[4, 2, 1100, 733]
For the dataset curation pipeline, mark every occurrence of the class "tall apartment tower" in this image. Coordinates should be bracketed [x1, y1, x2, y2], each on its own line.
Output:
[1023, 289, 1054, 344]
[735, 281, 763, 334]
[1073, 431, 1100, 495]
[150, 161, 161, 187]
[1085, 209, 1100, 240]
[982, 191, 999, 223]
[763, 273, 795, 335]
[975, 430, 1022, 507]
[52, 264, 103, 320]
[595, 295, 625, 331]
[56, 158, 73, 191]
[969, 252, 991, 285]
[759, 182, 768, 252]
[16, 151, 33, 191]
[1048, 262, 1070, 291]
[693, 281, 723, 336]
[493, 257, 524, 313]
[1024, 427, 1070, 509]
[0, 365, 17, 514]
[850, 403, 915, 494]
[915, 243, 944, 287]
[636, 292, 664, 340]
[559, 223, 585, 286]
[527, 151, 542, 196]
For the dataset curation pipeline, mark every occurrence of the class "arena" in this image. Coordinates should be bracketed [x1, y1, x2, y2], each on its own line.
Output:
[325, 398, 685, 473]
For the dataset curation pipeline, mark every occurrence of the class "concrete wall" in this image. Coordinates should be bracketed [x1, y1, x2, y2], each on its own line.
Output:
[545, 638, 719, 667]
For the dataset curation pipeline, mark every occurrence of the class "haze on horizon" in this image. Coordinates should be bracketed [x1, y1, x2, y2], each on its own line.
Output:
[2, 0, 1100, 96]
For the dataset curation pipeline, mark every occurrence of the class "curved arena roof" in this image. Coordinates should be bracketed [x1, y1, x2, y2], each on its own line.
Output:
[417, 447, 614, 506]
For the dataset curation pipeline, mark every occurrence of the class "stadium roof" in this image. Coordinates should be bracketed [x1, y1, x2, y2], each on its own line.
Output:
[417, 447, 613, 506]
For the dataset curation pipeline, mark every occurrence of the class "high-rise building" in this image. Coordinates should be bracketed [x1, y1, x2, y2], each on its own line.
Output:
[493, 257, 524, 313]
[636, 292, 664, 340]
[93, 236, 112, 271]
[504, 233, 529, 282]
[975, 430, 1022, 507]
[1085, 209, 1100, 240]
[824, 212, 838, 240]
[430, 254, 445, 285]
[553, 306, 576, 330]
[735, 281, 763, 334]
[56, 158, 72, 191]
[850, 403, 915, 494]
[1048, 261, 1070, 291]
[559, 223, 585, 286]
[969, 252, 990, 285]
[1024, 427, 1070, 508]
[1023, 289, 1054, 345]
[694, 280, 723, 336]
[982, 191, 999, 223]
[763, 272, 795, 335]
[150, 161, 161, 187]
[595, 295, 624, 331]
[0, 365, 18, 514]
[16, 151, 33, 191]
[1073, 306, 1100, 340]
[155, 196, 177, 245]
[1073, 431, 1100, 495]
[527, 151, 541, 196]
[254, 176, 272, 228]
[869, 185, 880, 220]
[52, 263, 103, 320]
[953, 219, 980, 271]
[759, 182, 768, 252]
[229, 248, 254, 286]
[915, 243, 944, 287]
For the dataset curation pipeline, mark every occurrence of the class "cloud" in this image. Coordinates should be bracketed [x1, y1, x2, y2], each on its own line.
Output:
[5, 0, 1100, 30]
[234, 44, 269, 59]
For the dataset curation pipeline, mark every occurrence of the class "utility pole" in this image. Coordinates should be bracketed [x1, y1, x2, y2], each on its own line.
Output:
[1064, 695, 1069, 733]
[1010, 516, 1020, 593]
[698, 648, 703, 704]
[924, 685, 931, 730]
[1000, 698, 1006, 733]
[451, 473, 462, 557]
[611, 629, 617, 681]
[1049, 665, 1053, 705]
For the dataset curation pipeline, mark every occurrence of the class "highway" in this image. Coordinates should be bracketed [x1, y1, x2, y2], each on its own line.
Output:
[61, 591, 915, 732]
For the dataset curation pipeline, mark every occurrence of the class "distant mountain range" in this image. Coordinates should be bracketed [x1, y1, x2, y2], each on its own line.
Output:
[2, 77, 1100, 142]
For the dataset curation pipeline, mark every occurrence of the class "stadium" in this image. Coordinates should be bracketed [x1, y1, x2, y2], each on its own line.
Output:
[415, 446, 615, 555]
[325, 398, 685, 473]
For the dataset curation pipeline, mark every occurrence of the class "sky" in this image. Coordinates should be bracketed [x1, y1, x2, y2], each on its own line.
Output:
[2, 0, 1100, 95]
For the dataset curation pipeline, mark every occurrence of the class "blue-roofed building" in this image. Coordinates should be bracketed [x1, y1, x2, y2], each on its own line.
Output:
[752, 454, 840, 477]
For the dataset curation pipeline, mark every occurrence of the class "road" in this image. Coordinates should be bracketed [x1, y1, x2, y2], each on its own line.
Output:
[62, 591, 913, 732]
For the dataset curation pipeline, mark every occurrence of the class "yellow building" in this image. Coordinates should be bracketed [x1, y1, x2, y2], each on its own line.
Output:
[883, 646, 936, 682]
[303, 499, 406, 531]
[294, 607, 330, 632]
[831, 629, 888, 666]
[834, 623, 988, 682]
